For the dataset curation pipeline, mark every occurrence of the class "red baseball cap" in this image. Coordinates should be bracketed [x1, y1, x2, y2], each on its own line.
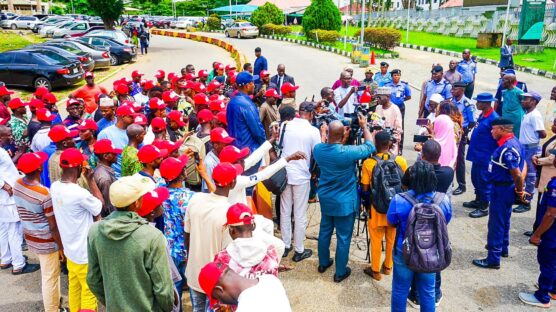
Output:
[197, 109, 214, 124]
[160, 155, 189, 181]
[143, 80, 155, 91]
[212, 162, 243, 187]
[134, 113, 147, 126]
[17, 152, 48, 174]
[42, 93, 57, 104]
[8, 98, 27, 110]
[207, 80, 222, 93]
[209, 94, 225, 102]
[77, 119, 98, 131]
[33, 86, 48, 97]
[167, 72, 177, 81]
[198, 69, 209, 78]
[209, 100, 225, 112]
[29, 99, 45, 109]
[60, 148, 85, 168]
[94, 139, 123, 155]
[167, 110, 186, 127]
[225, 64, 236, 72]
[265, 88, 282, 99]
[193, 82, 207, 94]
[162, 90, 180, 103]
[84, 71, 94, 79]
[216, 111, 227, 126]
[198, 262, 227, 309]
[116, 105, 135, 117]
[115, 83, 129, 95]
[137, 187, 170, 217]
[229, 72, 238, 84]
[149, 97, 166, 110]
[151, 117, 167, 133]
[281, 82, 299, 94]
[153, 139, 183, 155]
[0, 86, 14, 97]
[259, 70, 270, 77]
[184, 73, 197, 81]
[219, 145, 250, 164]
[177, 79, 195, 89]
[66, 98, 81, 108]
[154, 70, 166, 79]
[215, 63, 225, 70]
[48, 125, 78, 143]
[131, 70, 144, 78]
[210, 127, 234, 144]
[193, 93, 209, 105]
[36, 108, 55, 122]
[225, 203, 255, 226]
[137, 144, 168, 163]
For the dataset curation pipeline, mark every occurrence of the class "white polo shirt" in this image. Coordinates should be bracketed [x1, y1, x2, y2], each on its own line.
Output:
[519, 109, 544, 145]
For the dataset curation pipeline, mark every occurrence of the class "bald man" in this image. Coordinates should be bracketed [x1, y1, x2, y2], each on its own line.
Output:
[496, 74, 524, 137]
[313, 115, 375, 282]
[121, 124, 146, 177]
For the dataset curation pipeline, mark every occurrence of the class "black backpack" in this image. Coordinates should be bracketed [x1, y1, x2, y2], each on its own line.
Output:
[371, 154, 404, 214]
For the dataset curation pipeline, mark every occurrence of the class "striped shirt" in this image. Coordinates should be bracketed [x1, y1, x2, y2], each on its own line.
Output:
[13, 178, 58, 254]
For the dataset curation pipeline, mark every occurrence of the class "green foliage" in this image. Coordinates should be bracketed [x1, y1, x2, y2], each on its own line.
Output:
[303, 0, 341, 34]
[260, 24, 292, 36]
[250, 3, 284, 28]
[363, 27, 401, 50]
[89, 0, 124, 29]
[307, 29, 340, 43]
[207, 14, 221, 30]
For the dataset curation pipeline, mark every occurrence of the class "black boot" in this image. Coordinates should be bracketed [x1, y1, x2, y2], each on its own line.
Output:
[469, 202, 488, 218]
[463, 196, 481, 209]
[453, 185, 466, 196]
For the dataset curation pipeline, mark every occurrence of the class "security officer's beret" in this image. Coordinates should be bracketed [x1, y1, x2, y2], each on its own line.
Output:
[452, 82, 467, 88]
[390, 69, 401, 75]
[491, 118, 514, 126]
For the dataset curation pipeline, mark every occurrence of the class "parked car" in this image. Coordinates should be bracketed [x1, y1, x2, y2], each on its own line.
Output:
[220, 18, 234, 30]
[67, 25, 105, 38]
[52, 21, 104, 38]
[225, 22, 259, 39]
[76, 36, 136, 66]
[42, 20, 75, 37]
[1, 15, 41, 30]
[45, 40, 111, 69]
[153, 17, 171, 29]
[122, 21, 143, 36]
[0, 50, 83, 90]
[26, 44, 95, 72]
[172, 17, 192, 29]
[33, 16, 71, 32]
[84, 29, 130, 45]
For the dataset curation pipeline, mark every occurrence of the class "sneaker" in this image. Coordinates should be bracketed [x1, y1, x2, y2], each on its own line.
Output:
[407, 297, 420, 309]
[12, 263, 40, 275]
[436, 294, 443, 307]
[519, 292, 550, 308]
[292, 249, 312, 262]
[513, 204, 531, 213]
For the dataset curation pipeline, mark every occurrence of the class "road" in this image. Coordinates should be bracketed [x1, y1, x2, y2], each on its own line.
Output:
[1, 31, 555, 311]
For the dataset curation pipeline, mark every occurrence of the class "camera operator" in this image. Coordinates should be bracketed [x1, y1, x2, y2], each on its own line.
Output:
[313, 114, 376, 283]
[334, 71, 359, 116]
[374, 87, 403, 155]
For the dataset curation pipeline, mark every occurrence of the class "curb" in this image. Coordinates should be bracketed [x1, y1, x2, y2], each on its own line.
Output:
[398, 43, 556, 81]
[152, 29, 248, 69]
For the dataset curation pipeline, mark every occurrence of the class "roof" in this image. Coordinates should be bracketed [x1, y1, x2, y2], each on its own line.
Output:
[440, 0, 463, 8]
[211, 4, 259, 13]
[247, 0, 311, 10]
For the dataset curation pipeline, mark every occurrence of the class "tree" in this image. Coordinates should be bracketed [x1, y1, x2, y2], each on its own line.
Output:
[89, 0, 124, 29]
[250, 3, 284, 28]
[303, 0, 342, 34]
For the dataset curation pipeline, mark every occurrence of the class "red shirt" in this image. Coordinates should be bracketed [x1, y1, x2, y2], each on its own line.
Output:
[72, 84, 108, 114]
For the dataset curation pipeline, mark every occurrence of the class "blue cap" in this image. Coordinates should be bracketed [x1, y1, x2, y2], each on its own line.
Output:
[521, 91, 542, 102]
[503, 69, 516, 75]
[473, 92, 496, 102]
[235, 72, 259, 86]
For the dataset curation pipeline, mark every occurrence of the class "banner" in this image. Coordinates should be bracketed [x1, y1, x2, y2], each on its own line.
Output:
[518, 0, 547, 45]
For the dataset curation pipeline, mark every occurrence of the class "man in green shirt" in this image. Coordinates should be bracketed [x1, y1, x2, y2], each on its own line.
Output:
[498, 74, 524, 137]
[121, 124, 146, 177]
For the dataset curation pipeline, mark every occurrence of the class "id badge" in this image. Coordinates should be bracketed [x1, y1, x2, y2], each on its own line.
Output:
[488, 162, 493, 173]
[396, 91, 401, 98]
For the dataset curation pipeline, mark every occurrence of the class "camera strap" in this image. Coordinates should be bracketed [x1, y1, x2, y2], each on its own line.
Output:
[277, 122, 287, 157]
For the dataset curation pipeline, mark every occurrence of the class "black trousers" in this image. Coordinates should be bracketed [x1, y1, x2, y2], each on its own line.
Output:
[456, 138, 467, 187]
[464, 82, 475, 99]
[399, 107, 405, 155]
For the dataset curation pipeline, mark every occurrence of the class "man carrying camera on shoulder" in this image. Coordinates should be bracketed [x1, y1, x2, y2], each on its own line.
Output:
[374, 87, 403, 155]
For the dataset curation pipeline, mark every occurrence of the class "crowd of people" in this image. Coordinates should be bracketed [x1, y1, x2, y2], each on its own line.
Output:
[0, 43, 555, 312]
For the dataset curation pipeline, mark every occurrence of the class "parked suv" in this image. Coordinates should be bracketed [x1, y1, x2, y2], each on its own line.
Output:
[52, 21, 104, 38]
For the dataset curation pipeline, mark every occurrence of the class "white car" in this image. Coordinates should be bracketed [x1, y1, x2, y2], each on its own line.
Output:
[172, 17, 192, 29]
[1, 15, 41, 30]
[40, 20, 75, 36]
[84, 29, 131, 45]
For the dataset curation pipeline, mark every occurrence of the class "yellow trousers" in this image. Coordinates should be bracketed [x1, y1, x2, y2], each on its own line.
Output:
[67, 259, 97, 312]
[368, 223, 396, 272]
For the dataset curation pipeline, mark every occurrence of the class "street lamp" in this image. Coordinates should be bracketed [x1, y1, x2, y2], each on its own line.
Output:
[406, 0, 410, 43]
[501, 0, 511, 45]
[360, 0, 366, 44]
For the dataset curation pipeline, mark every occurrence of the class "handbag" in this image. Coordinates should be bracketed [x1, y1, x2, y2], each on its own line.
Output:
[262, 122, 288, 195]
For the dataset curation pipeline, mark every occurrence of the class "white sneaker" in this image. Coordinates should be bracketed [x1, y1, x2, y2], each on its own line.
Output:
[519, 292, 550, 308]
[436, 294, 443, 307]
[406, 298, 419, 309]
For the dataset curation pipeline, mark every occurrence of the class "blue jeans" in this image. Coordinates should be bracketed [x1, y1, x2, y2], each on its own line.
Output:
[172, 257, 186, 312]
[190, 288, 210, 312]
[317, 213, 355, 277]
[523, 145, 540, 201]
[392, 248, 436, 312]
[486, 184, 515, 264]
[408, 272, 442, 304]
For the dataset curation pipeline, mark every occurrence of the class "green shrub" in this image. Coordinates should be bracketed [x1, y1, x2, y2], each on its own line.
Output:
[207, 15, 221, 30]
[303, 0, 341, 34]
[251, 3, 284, 28]
[260, 24, 291, 36]
[307, 29, 340, 43]
[363, 27, 401, 51]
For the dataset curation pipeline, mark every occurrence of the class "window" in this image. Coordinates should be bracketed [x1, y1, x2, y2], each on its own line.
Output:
[14, 53, 33, 64]
[73, 23, 87, 30]
[34, 51, 68, 64]
[0, 54, 13, 64]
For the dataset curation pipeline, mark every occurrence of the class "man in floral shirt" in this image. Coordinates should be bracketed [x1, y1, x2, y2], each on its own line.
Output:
[8, 98, 29, 149]
[159, 154, 194, 310]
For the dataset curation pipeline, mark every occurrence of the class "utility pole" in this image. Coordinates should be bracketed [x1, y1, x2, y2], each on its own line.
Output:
[501, 0, 511, 46]
[406, 0, 410, 43]
[360, 0, 366, 44]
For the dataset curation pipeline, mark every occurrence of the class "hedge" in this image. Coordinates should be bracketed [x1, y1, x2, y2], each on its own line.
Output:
[207, 15, 221, 31]
[251, 2, 284, 28]
[363, 27, 401, 51]
[260, 24, 292, 36]
[307, 29, 340, 43]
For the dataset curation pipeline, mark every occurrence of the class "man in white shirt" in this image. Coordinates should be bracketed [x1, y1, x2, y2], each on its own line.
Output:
[334, 71, 359, 116]
[50, 148, 103, 312]
[280, 102, 321, 261]
[202, 127, 235, 192]
[31, 108, 55, 152]
[199, 261, 292, 312]
[515, 91, 546, 214]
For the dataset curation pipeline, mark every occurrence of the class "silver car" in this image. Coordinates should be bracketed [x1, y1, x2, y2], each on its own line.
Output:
[84, 29, 131, 45]
[225, 22, 259, 39]
[47, 39, 112, 69]
[33, 16, 71, 33]
[42, 20, 75, 37]
[1, 15, 41, 30]
[52, 21, 103, 38]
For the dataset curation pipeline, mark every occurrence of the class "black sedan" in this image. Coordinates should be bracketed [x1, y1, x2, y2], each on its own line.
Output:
[75, 36, 136, 66]
[0, 50, 83, 90]
[26, 44, 95, 72]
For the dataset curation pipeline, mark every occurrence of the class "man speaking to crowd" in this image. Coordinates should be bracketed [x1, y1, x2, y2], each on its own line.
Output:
[313, 114, 375, 283]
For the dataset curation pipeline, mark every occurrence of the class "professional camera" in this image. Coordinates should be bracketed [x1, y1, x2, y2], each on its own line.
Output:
[314, 111, 338, 128]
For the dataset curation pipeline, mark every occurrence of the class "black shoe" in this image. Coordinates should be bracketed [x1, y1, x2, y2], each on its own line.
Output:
[463, 199, 481, 209]
[513, 204, 531, 213]
[524, 231, 533, 237]
[292, 249, 312, 262]
[282, 247, 292, 258]
[453, 185, 466, 196]
[469, 208, 488, 218]
[318, 258, 333, 273]
[12, 263, 40, 275]
[472, 258, 500, 269]
[502, 251, 509, 258]
[333, 267, 351, 283]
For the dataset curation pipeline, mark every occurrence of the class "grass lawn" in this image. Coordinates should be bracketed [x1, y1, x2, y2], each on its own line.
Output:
[0, 31, 45, 52]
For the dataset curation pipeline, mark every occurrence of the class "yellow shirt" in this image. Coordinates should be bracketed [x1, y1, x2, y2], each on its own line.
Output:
[361, 152, 408, 227]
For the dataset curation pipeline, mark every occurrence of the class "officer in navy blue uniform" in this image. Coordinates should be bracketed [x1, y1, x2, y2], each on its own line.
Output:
[385, 69, 411, 155]
[419, 65, 452, 118]
[465, 93, 499, 218]
[452, 81, 476, 196]
[519, 150, 556, 307]
[472, 117, 525, 269]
